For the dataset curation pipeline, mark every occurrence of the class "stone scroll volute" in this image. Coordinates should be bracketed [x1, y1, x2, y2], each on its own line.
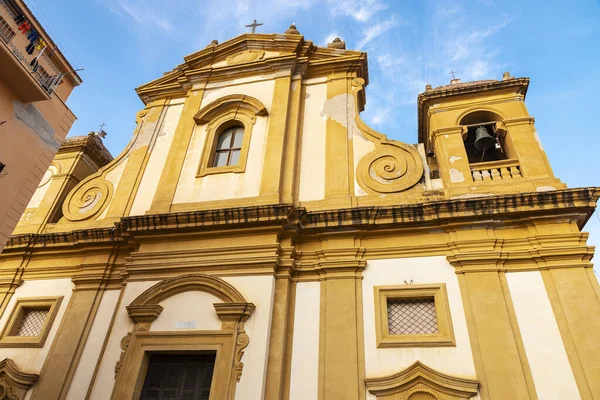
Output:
[351, 78, 424, 195]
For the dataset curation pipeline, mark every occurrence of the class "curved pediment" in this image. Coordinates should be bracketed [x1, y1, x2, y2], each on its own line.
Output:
[193, 94, 268, 125]
[365, 361, 479, 399]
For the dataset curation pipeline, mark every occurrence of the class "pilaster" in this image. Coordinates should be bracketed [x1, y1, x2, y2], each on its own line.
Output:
[281, 72, 305, 204]
[324, 73, 352, 204]
[316, 241, 366, 400]
[432, 126, 472, 189]
[542, 266, 600, 399]
[106, 99, 168, 218]
[260, 75, 293, 199]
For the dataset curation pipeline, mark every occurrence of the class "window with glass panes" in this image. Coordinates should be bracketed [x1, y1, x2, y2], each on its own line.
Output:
[213, 126, 243, 167]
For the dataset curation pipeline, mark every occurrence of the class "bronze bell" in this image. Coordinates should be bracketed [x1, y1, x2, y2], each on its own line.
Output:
[474, 126, 496, 150]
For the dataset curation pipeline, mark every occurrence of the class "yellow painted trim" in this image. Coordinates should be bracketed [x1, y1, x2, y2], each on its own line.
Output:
[373, 284, 455, 348]
[541, 269, 595, 399]
[365, 361, 479, 399]
[260, 76, 292, 198]
[498, 272, 538, 400]
[197, 111, 257, 177]
[0, 296, 63, 348]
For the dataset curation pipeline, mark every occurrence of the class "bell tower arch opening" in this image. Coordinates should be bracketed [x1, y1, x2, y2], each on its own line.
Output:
[459, 110, 508, 164]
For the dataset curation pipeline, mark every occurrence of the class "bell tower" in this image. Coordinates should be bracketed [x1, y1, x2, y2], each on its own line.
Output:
[419, 73, 565, 197]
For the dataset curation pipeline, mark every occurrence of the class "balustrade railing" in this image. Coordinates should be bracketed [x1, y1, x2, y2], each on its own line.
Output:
[470, 159, 521, 182]
[0, 0, 63, 95]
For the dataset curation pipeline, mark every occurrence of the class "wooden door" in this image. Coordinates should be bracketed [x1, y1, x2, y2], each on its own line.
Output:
[140, 353, 216, 400]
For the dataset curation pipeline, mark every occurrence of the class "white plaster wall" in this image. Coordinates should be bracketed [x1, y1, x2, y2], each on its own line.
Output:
[88, 280, 156, 400]
[173, 80, 274, 204]
[65, 289, 120, 400]
[225, 275, 275, 400]
[363, 257, 479, 400]
[150, 291, 222, 332]
[506, 271, 580, 400]
[289, 282, 320, 400]
[0, 279, 74, 373]
[298, 83, 327, 202]
[129, 102, 184, 216]
[26, 165, 56, 209]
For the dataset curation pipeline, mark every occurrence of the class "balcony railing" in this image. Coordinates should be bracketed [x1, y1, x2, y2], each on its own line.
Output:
[470, 159, 522, 182]
[0, 0, 63, 95]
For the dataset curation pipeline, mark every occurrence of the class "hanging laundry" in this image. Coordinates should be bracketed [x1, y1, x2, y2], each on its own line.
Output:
[35, 38, 46, 51]
[18, 21, 31, 34]
[30, 58, 39, 72]
[27, 30, 39, 42]
[13, 13, 25, 24]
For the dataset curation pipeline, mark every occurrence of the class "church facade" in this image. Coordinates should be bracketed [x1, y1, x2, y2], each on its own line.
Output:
[0, 28, 599, 400]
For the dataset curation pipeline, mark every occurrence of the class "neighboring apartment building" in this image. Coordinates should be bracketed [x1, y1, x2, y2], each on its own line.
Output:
[0, 28, 599, 400]
[0, 0, 81, 251]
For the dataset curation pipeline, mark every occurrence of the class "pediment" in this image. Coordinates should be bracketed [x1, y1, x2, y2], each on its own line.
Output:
[136, 32, 368, 104]
[365, 361, 479, 399]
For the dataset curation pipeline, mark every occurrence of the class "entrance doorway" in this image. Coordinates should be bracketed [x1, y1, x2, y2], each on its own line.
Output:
[140, 353, 216, 400]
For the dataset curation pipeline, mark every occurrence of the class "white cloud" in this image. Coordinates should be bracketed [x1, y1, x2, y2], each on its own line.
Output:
[326, 0, 387, 22]
[356, 17, 398, 49]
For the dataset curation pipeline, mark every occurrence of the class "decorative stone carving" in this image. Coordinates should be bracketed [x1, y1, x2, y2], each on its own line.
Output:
[0, 359, 38, 400]
[357, 142, 424, 194]
[62, 178, 113, 221]
[284, 24, 300, 35]
[328, 37, 346, 49]
[119, 274, 256, 385]
[226, 50, 265, 66]
[351, 77, 424, 194]
[234, 331, 250, 381]
[365, 361, 479, 399]
[114, 333, 132, 379]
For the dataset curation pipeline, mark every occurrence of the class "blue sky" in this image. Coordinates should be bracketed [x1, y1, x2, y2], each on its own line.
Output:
[27, 0, 600, 269]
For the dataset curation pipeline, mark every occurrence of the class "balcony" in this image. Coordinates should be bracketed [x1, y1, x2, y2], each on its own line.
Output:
[470, 159, 522, 182]
[0, 0, 62, 102]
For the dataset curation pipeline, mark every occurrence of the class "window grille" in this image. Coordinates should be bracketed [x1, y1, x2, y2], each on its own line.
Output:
[387, 298, 438, 335]
[16, 308, 49, 336]
[0, 14, 15, 43]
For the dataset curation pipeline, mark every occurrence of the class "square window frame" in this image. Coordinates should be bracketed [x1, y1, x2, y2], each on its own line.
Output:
[0, 296, 63, 348]
[374, 284, 455, 348]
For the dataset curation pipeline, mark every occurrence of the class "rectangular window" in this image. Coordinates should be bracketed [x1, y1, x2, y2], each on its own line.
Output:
[374, 284, 454, 348]
[140, 353, 216, 400]
[0, 297, 63, 348]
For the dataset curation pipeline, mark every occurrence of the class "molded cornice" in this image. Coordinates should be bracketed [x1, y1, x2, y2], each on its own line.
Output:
[135, 33, 368, 104]
[3, 188, 598, 252]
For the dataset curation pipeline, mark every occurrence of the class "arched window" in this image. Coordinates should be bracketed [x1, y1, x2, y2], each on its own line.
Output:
[213, 125, 244, 167]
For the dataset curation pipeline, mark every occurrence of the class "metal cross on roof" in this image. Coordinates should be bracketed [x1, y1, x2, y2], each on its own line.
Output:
[246, 19, 263, 33]
[99, 122, 107, 131]
[449, 70, 458, 80]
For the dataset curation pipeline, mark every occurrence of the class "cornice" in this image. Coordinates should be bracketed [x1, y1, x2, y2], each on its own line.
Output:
[135, 33, 368, 104]
[3, 188, 598, 254]
[57, 133, 113, 167]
